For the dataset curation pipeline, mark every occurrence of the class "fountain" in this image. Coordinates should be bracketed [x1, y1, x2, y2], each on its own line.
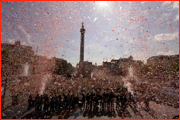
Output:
[91, 72, 93, 78]
[16, 62, 30, 81]
[122, 66, 135, 96]
[129, 66, 133, 77]
[123, 77, 134, 96]
[39, 74, 51, 95]
[22, 62, 29, 76]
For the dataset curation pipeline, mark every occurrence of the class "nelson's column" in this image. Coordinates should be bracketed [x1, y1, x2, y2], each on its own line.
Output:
[79, 22, 85, 76]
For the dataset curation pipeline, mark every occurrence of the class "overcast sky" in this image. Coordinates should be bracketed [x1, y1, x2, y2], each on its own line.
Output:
[1, 1, 179, 66]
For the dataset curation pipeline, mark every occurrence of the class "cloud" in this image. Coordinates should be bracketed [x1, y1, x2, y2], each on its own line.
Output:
[162, 1, 171, 6]
[173, 1, 179, 9]
[141, 1, 147, 5]
[175, 14, 179, 21]
[8, 38, 26, 45]
[94, 18, 98, 22]
[8, 38, 16, 44]
[154, 32, 179, 41]
[157, 50, 178, 56]
[21, 41, 27, 45]
[163, 13, 171, 17]
[162, 1, 179, 9]
[18, 25, 31, 44]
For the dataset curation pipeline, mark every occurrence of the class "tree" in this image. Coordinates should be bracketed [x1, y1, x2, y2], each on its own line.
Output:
[167, 60, 179, 76]
[53, 57, 74, 75]
[1, 49, 11, 57]
[139, 64, 150, 75]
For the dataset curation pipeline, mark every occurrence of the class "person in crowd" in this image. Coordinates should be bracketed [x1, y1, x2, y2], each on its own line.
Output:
[89, 92, 93, 111]
[116, 93, 121, 111]
[144, 95, 150, 112]
[38, 95, 43, 112]
[75, 94, 79, 108]
[78, 93, 83, 109]
[107, 92, 111, 108]
[96, 92, 100, 109]
[67, 93, 72, 110]
[35, 94, 40, 112]
[45, 94, 49, 110]
[136, 91, 142, 115]
[98, 92, 102, 109]
[57, 94, 61, 111]
[54, 94, 58, 111]
[92, 91, 96, 110]
[44, 100, 49, 112]
[110, 91, 114, 109]
[102, 92, 105, 110]
[133, 92, 137, 110]
[63, 93, 67, 110]
[50, 96, 55, 113]
[27, 94, 33, 110]
[119, 90, 124, 111]
[82, 92, 85, 109]
[104, 91, 108, 111]
[69, 93, 74, 110]
[128, 92, 133, 107]
[123, 90, 127, 113]
[86, 93, 90, 110]
[71, 94, 75, 109]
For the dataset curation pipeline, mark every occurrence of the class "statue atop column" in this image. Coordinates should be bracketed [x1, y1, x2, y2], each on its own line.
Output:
[80, 22, 85, 33]
[79, 22, 85, 77]
[80, 22, 85, 62]
[78, 22, 92, 78]
[82, 22, 84, 28]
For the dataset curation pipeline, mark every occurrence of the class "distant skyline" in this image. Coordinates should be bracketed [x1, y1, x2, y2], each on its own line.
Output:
[1, 1, 179, 67]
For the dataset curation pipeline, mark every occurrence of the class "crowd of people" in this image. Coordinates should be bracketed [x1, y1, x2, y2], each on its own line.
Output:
[5, 69, 178, 119]
[27, 87, 149, 119]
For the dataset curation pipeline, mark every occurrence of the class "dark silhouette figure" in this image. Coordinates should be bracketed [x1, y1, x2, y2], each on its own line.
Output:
[27, 94, 33, 110]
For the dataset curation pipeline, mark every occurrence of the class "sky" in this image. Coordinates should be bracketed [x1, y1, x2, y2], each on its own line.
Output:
[1, 1, 179, 67]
